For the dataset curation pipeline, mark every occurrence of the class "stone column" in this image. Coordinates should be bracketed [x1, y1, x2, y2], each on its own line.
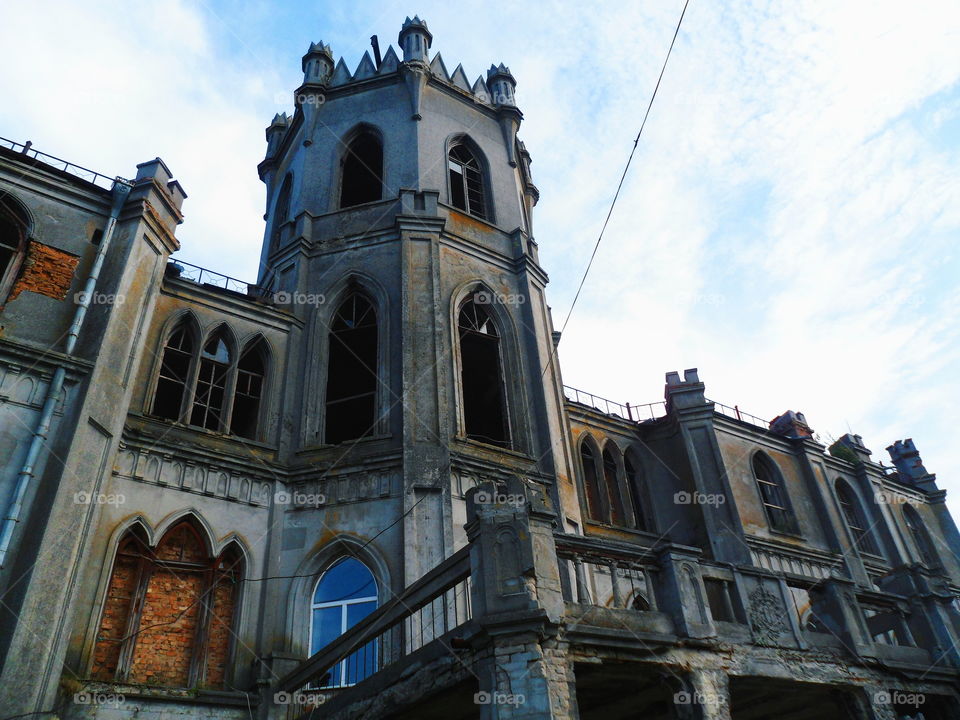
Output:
[669, 669, 731, 720]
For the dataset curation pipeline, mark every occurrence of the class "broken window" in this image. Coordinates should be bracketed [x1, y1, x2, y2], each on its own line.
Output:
[91, 521, 243, 688]
[325, 293, 378, 444]
[602, 446, 626, 526]
[271, 173, 293, 249]
[311, 557, 378, 687]
[0, 194, 28, 300]
[752, 452, 797, 534]
[191, 329, 232, 431]
[903, 504, 940, 569]
[153, 325, 195, 421]
[448, 143, 487, 219]
[458, 296, 509, 446]
[624, 454, 649, 532]
[836, 480, 880, 555]
[231, 340, 267, 440]
[580, 442, 604, 521]
[340, 132, 383, 207]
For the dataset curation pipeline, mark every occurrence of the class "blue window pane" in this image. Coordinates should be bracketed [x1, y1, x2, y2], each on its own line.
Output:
[314, 558, 376, 603]
[311, 606, 342, 655]
[347, 599, 377, 626]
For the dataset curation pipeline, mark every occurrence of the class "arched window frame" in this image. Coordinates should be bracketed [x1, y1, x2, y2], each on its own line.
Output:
[445, 136, 492, 222]
[89, 517, 245, 689]
[148, 318, 271, 441]
[189, 325, 238, 432]
[751, 451, 799, 535]
[579, 436, 606, 523]
[309, 557, 379, 688]
[271, 172, 293, 251]
[454, 289, 513, 448]
[338, 126, 385, 209]
[601, 442, 628, 527]
[624, 447, 653, 533]
[230, 335, 270, 441]
[835, 479, 881, 556]
[903, 504, 941, 569]
[0, 193, 32, 302]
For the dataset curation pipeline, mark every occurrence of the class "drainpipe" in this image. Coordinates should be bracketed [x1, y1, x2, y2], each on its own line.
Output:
[0, 180, 131, 567]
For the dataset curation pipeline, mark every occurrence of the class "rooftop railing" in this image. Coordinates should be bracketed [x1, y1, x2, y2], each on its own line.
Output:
[706, 399, 770, 430]
[0, 136, 132, 190]
[563, 385, 666, 422]
[166, 259, 263, 298]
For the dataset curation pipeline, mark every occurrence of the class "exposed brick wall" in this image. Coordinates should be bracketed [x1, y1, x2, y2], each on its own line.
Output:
[90, 549, 140, 680]
[128, 568, 204, 687]
[204, 575, 238, 686]
[6, 240, 79, 303]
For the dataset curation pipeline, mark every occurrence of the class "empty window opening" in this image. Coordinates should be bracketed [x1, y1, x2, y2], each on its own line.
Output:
[580, 443, 603, 521]
[0, 198, 28, 299]
[231, 342, 266, 440]
[325, 294, 378, 444]
[91, 522, 243, 688]
[311, 557, 378, 687]
[602, 447, 626, 526]
[904, 505, 940, 569]
[624, 455, 648, 531]
[272, 173, 293, 249]
[704, 578, 737, 623]
[753, 453, 796, 534]
[458, 296, 508, 446]
[153, 326, 194, 421]
[191, 331, 232, 431]
[448, 144, 487, 219]
[836, 480, 879, 555]
[340, 132, 383, 208]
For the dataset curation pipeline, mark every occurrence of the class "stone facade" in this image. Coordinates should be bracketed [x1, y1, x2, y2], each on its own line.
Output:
[1, 16, 959, 720]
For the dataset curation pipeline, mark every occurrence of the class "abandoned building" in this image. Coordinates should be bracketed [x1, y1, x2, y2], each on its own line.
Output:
[2, 15, 960, 720]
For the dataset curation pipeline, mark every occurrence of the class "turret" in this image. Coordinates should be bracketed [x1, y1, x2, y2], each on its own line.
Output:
[398, 16, 432, 63]
[302, 41, 334, 86]
[486, 63, 517, 107]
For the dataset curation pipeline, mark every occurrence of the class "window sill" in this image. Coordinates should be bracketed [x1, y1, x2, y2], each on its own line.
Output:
[78, 681, 253, 706]
[765, 526, 805, 541]
[139, 414, 276, 450]
[583, 520, 660, 540]
[302, 432, 393, 451]
[454, 435, 530, 460]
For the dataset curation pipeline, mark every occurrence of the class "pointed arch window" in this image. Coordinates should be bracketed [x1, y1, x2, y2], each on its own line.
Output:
[458, 296, 509, 447]
[91, 521, 243, 688]
[0, 195, 28, 300]
[310, 557, 378, 687]
[624, 454, 649, 532]
[580, 442, 603, 521]
[836, 480, 879, 555]
[153, 325, 195, 421]
[191, 330, 232, 431]
[340, 132, 383, 208]
[271, 173, 293, 249]
[752, 453, 797, 534]
[448, 144, 487, 220]
[325, 293, 379, 444]
[231, 340, 266, 440]
[602, 446, 626, 526]
[903, 505, 940, 569]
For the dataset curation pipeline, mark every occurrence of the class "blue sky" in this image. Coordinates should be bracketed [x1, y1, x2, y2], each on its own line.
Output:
[1, 1, 959, 513]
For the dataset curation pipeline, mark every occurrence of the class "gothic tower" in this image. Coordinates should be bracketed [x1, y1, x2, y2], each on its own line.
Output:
[254, 16, 570, 612]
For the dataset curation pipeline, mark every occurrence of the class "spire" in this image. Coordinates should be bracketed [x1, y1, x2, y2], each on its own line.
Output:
[398, 15, 432, 63]
[302, 41, 334, 86]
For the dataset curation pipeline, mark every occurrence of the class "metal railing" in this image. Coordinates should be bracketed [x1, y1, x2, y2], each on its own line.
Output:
[166, 259, 261, 297]
[563, 385, 666, 422]
[707, 399, 769, 430]
[0, 136, 132, 189]
[276, 546, 472, 717]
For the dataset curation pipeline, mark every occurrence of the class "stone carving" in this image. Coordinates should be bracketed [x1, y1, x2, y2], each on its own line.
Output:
[748, 585, 790, 646]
